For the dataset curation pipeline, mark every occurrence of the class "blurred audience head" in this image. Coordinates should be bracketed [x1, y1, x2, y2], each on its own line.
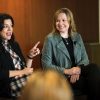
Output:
[19, 70, 73, 100]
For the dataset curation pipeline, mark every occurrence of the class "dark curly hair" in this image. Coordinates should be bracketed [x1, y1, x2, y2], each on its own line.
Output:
[0, 13, 15, 43]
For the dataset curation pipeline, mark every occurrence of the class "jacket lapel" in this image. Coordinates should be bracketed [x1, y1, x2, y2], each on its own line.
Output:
[71, 33, 81, 62]
[55, 34, 71, 60]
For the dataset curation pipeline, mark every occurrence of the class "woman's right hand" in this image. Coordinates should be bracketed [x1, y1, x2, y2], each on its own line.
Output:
[10, 67, 33, 78]
[64, 66, 81, 75]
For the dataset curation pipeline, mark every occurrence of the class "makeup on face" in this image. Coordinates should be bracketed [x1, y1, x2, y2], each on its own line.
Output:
[0, 19, 13, 41]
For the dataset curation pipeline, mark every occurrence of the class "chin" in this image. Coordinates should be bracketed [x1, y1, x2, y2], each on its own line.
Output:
[59, 31, 65, 33]
[7, 38, 11, 40]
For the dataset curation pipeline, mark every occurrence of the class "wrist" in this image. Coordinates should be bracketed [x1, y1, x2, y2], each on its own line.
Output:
[27, 55, 34, 59]
[20, 70, 24, 76]
[64, 69, 68, 74]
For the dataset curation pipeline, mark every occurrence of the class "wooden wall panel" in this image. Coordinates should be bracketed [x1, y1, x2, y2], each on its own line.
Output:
[75, 0, 99, 43]
[0, 0, 27, 54]
[0, 0, 99, 69]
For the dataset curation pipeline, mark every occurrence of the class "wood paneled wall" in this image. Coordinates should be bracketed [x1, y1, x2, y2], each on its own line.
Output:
[0, 0, 99, 69]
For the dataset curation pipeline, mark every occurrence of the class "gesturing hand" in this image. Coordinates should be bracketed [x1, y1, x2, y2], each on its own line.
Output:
[28, 41, 40, 59]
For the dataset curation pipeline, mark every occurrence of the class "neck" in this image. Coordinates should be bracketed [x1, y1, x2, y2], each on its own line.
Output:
[60, 32, 69, 38]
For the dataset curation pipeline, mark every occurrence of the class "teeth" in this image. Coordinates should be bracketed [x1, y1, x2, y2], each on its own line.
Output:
[6, 32, 12, 36]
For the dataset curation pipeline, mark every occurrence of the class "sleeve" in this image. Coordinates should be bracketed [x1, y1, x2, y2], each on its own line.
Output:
[41, 36, 64, 73]
[0, 62, 9, 80]
[77, 34, 89, 66]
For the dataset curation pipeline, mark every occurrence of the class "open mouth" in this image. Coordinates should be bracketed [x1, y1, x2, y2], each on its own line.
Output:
[6, 32, 12, 36]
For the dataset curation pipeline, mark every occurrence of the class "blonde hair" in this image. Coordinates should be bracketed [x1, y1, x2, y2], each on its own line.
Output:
[19, 70, 73, 100]
[52, 8, 77, 36]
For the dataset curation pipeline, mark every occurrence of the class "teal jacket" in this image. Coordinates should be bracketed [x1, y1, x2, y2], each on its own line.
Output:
[41, 32, 89, 73]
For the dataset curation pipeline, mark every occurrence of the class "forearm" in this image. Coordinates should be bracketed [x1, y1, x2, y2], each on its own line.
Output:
[26, 58, 33, 68]
[9, 66, 33, 78]
[9, 70, 24, 78]
[64, 67, 81, 75]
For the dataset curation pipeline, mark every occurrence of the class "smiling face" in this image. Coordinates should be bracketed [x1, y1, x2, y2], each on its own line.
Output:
[55, 13, 69, 34]
[0, 19, 13, 41]
[53, 8, 77, 37]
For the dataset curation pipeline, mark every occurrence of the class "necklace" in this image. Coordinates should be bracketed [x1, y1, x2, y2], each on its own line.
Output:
[65, 38, 69, 45]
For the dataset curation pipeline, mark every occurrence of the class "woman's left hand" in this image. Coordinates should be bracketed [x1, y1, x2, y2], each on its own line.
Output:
[28, 41, 40, 59]
[70, 74, 80, 83]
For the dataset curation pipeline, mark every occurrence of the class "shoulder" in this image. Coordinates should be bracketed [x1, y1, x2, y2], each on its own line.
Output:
[10, 40, 19, 47]
[45, 32, 61, 42]
[46, 33, 55, 39]
[72, 33, 83, 41]
[10, 41, 21, 52]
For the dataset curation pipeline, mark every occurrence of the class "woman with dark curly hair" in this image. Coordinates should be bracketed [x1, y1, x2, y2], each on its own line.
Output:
[0, 13, 40, 100]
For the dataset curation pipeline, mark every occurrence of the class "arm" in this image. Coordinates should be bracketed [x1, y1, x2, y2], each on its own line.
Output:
[0, 41, 40, 79]
[26, 59, 33, 68]
[10, 41, 40, 77]
[64, 34, 89, 83]
[63, 34, 88, 74]
[14, 41, 40, 68]
[77, 34, 89, 66]
[26, 41, 40, 67]
[41, 37, 64, 73]
[0, 66, 33, 79]
[9, 67, 33, 78]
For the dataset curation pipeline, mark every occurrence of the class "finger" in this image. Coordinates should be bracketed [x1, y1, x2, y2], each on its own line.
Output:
[72, 76, 76, 83]
[70, 76, 74, 83]
[34, 49, 40, 55]
[70, 75, 77, 83]
[76, 74, 80, 80]
[38, 49, 40, 54]
[74, 75, 79, 81]
[36, 48, 40, 54]
[33, 41, 40, 49]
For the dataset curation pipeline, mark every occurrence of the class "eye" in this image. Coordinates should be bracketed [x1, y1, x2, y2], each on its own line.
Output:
[56, 19, 59, 23]
[62, 19, 67, 22]
[3, 24, 13, 28]
[3, 25, 8, 28]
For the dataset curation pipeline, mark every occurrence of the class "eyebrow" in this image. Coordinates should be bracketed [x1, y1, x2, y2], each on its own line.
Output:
[4, 24, 13, 26]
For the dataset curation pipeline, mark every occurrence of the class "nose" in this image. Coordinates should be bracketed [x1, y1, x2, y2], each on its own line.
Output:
[59, 20, 63, 25]
[8, 26, 13, 31]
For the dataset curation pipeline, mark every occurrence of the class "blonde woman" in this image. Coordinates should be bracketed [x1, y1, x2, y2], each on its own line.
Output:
[41, 8, 100, 100]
